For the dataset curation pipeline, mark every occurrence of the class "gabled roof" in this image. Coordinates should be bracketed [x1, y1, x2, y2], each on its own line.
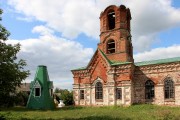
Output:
[71, 49, 132, 71]
[30, 80, 41, 88]
[99, 49, 132, 66]
[72, 67, 86, 71]
[98, 49, 112, 64]
[135, 57, 180, 66]
[72, 49, 180, 71]
[16, 83, 30, 92]
[71, 50, 98, 71]
[72, 49, 110, 71]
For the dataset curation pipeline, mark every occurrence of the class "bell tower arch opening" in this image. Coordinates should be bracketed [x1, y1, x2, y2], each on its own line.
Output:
[107, 39, 115, 54]
[108, 10, 115, 30]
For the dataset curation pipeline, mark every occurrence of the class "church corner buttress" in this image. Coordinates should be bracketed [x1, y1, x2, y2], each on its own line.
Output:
[71, 5, 180, 106]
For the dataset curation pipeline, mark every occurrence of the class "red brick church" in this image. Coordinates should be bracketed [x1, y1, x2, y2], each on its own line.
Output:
[71, 5, 180, 106]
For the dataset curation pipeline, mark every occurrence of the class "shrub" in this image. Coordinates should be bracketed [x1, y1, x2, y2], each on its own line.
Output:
[54, 88, 74, 106]
[15, 92, 29, 106]
[0, 94, 15, 107]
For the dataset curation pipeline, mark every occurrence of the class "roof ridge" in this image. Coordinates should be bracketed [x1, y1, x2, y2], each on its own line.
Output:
[98, 48, 112, 64]
[135, 56, 180, 66]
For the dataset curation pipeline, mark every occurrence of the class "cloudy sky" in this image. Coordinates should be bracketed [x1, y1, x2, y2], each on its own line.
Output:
[1, 0, 180, 89]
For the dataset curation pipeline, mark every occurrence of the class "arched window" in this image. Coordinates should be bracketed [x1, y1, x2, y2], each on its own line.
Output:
[108, 10, 115, 30]
[164, 78, 174, 99]
[107, 39, 115, 54]
[95, 82, 103, 99]
[145, 80, 154, 99]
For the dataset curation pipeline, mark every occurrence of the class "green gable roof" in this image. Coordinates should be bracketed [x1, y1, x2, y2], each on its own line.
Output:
[99, 49, 132, 65]
[135, 57, 180, 66]
[71, 67, 87, 71]
[111, 61, 132, 66]
[98, 49, 112, 64]
[71, 49, 132, 71]
[72, 48, 180, 71]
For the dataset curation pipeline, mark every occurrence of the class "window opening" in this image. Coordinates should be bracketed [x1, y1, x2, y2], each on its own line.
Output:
[35, 88, 40, 97]
[80, 90, 84, 99]
[145, 80, 154, 99]
[49, 89, 53, 96]
[108, 11, 115, 30]
[95, 82, 103, 99]
[164, 78, 174, 99]
[116, 88, 122, 99]
[107, 39, 115, 54]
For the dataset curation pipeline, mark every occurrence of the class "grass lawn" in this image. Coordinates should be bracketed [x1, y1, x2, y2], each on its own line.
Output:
[0, 104, 180, 120]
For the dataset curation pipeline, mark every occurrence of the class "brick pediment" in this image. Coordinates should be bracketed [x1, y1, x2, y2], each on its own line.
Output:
[87, 49, 111, 83]
[71, 49, 111, 84]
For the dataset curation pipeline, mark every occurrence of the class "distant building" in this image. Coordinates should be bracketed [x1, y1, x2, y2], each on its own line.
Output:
[71, 5, 180, 106]
[27, 65, 55, 109]
[16, 83, 30, 95]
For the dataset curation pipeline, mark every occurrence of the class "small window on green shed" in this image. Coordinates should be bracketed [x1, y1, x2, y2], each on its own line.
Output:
[49, 89, 53, 97]
[35, 88, 41, 97]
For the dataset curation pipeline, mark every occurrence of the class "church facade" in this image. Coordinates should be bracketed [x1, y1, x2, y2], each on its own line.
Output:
[71, 5, 180, 106]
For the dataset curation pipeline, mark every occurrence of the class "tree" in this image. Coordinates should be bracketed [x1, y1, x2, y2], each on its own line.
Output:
[54, 88, 74, 106]
[0, 9, 29, 107]
[60, 89, 74, 106]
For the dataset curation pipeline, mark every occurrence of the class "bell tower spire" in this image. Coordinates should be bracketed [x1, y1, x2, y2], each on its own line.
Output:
[98, 5, 134, 63]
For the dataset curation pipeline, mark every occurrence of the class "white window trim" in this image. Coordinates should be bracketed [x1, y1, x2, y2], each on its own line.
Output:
[49, 88, 53, 97]
[34, 81, 41, 97]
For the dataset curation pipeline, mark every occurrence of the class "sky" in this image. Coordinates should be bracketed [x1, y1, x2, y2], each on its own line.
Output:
[0, 0, 180, 89]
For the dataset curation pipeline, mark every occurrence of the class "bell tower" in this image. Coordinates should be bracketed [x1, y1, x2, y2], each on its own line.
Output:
[98, 5, 134, 63]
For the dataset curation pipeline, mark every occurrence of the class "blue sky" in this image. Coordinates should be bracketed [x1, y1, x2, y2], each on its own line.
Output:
[1, 0, 180, 89]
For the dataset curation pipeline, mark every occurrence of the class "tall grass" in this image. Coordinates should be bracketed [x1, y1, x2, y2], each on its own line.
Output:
[0, 104, 180, 120]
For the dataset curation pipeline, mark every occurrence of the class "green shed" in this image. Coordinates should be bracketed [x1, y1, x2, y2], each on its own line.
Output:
[26, 65, 55, 109]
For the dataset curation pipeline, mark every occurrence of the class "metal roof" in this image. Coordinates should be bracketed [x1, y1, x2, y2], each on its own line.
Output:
[135, 57, 180, 66]
[72, 49, 180, 70]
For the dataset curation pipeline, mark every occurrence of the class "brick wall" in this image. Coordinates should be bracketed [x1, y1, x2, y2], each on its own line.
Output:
[134, 62, 180, 105]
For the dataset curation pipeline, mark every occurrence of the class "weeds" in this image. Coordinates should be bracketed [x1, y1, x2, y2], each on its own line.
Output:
[0, 104, 179, 120]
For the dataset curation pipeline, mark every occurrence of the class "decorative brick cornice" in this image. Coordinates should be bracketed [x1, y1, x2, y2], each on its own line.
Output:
[134, 62, 180, 75]
[115, 64, 132, 74]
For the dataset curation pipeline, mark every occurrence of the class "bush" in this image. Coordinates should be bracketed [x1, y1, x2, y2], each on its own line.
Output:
[15, 92, 29, 106]
[0, 94, 15, 107]
[0, 91, 29, 107]
[54, 88, 74, 106]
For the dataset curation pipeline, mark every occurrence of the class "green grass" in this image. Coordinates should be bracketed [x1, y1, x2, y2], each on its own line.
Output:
[0, 104, 180, 120]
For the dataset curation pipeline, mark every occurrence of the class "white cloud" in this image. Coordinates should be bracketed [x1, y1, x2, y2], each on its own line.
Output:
[7, 0, 180, 51]
[127, 0, 180, 51]
[134, 44, 180, 62]
[32, 25, 54, 36]
[7, 26, 93, 89]
[16, 16, 34, 22]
